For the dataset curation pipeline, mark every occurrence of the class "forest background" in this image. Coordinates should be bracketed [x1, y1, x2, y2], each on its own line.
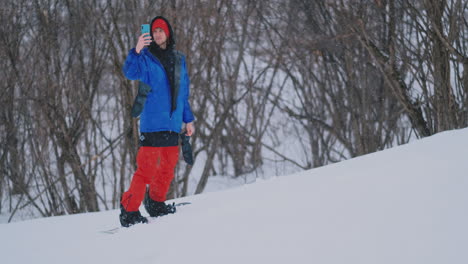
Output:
[1, 0, 466, 221]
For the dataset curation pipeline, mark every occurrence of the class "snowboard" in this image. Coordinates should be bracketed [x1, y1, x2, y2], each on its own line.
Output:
[100, 202, 191, 234]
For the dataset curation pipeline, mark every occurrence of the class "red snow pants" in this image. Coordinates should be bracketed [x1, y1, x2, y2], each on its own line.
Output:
[121, 146, 179, 212]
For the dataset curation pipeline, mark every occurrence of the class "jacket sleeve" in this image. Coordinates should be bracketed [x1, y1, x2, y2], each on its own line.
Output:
[122, 48, 144, 81]
[182, 57, 195, 123]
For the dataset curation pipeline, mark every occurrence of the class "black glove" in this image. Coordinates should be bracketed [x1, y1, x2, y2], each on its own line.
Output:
[179, 132, 194, 166]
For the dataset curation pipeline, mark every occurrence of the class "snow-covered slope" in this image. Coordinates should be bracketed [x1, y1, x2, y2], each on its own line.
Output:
[1, 128, 468, 264]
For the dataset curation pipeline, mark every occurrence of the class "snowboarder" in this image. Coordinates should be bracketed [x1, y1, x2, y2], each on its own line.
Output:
[119, 16, 195, 227]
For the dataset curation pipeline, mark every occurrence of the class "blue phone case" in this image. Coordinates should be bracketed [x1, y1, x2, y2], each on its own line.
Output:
[141, 24, 150, 35]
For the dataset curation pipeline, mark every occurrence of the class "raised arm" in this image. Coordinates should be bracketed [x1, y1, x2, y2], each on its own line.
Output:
[122, 33, 152, 80]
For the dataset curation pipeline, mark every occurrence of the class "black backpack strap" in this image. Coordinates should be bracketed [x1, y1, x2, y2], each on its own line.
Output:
[131, 81, 152, 118]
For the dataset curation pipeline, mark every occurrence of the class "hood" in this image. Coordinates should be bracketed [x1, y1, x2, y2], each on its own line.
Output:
[149, 16, 176, 50]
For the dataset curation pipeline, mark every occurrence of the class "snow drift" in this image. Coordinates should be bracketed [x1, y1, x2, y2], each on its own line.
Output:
[1, 128, 467, 264]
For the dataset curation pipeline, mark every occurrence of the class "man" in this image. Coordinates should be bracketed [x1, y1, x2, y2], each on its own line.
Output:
[120, 16, 195, 227]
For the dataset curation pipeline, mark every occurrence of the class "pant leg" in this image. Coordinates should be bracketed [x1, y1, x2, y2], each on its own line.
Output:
[149, 146, 179, 202]
[121, 147, 157, 211]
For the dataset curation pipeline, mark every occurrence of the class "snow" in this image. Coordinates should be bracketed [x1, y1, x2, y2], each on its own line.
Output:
[1, 128, 468, 264]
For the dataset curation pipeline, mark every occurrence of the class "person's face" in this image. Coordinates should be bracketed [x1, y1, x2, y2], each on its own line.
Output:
[153, 28, 167, 47]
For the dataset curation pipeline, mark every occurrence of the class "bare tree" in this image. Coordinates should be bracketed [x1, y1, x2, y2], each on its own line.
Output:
[347, 0, 467, 136]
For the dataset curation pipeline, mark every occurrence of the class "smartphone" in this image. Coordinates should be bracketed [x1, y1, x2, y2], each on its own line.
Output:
[141, 24, 150, 35]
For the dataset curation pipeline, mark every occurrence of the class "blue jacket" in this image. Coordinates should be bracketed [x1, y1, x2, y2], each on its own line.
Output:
[123, 47, 194, 133]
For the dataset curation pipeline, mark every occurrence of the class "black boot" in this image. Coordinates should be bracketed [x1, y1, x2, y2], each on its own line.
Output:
[119, 205, 148, 227]
[144, 191, 176, 217]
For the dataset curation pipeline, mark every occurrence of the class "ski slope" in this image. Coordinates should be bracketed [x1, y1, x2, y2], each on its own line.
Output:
[1, 128, 467, 264]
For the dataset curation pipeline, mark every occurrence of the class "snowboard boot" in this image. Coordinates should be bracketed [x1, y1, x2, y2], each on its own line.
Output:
[144, 191, 176, 217]
[119, 205, 148, 227]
